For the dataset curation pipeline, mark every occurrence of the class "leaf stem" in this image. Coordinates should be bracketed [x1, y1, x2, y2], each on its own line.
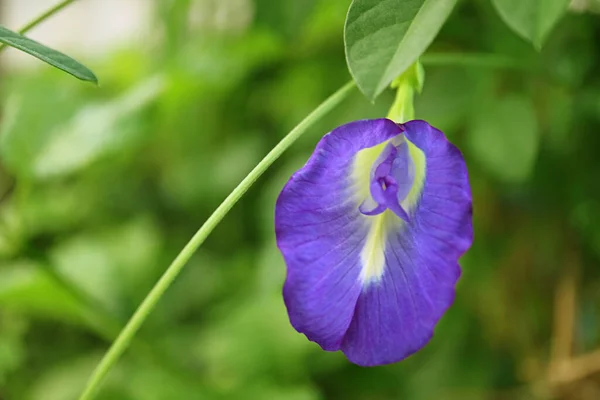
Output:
[0, 0, 79, 52]
[421, 53, 532, 70]
[21, 0, 78, 35]
[77, 80, 356, 400]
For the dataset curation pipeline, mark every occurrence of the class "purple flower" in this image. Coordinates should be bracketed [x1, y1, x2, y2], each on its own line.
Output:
[275, 119, 473, 366]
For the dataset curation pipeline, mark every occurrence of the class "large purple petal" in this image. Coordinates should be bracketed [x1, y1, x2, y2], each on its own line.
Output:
[275, 119, 473, 365]
[276, 119, 401, 350]
[341, 120, 472, 366]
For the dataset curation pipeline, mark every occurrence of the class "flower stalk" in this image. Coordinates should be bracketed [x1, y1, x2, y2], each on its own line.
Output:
[386, 61, 425, 123]
[77, 81, 356, 400]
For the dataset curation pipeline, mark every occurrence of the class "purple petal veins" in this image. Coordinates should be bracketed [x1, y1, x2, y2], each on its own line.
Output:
[275, 119, 473, 366]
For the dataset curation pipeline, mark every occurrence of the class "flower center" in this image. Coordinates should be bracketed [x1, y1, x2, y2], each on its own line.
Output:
[358, 135, 415, 221]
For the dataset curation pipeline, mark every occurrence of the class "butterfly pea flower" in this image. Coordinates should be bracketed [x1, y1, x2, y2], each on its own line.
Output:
[275, 118, 473, 366]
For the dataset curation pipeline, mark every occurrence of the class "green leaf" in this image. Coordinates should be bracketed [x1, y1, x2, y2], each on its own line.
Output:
[0, 25, 97, 83]
[255, 0, 317, 38]
[468, 95, 539, 183]
[0, 75, 164, 179]
[344, 0, 458, 101]
[491, 0, 570, 49]
[0, 260, 85, 322]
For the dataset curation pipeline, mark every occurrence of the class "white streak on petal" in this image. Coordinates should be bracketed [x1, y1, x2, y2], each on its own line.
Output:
[352, 137, 426, 286]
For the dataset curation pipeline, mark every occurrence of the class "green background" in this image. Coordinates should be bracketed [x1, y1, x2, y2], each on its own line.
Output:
[1, 0, 599, 399]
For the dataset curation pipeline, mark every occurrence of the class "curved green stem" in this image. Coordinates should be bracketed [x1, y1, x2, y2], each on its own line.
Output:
[78, 80, 356, 400]
[0, 0, 79, 52]
[19, 0, 78, 35]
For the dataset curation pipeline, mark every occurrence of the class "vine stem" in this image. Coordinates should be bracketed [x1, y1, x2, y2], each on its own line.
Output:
[0, 0, 79, 52]
[421, 53, 531, 70]
[78, 80, 356, 400]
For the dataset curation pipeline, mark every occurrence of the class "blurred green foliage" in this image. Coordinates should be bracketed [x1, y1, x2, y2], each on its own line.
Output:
[0, 0, 599, 399]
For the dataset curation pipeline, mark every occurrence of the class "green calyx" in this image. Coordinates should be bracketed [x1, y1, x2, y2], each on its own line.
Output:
[386, 61, 425, 123]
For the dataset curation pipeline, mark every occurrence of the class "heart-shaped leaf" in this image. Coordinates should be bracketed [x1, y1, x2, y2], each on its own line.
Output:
[0, 25, 97, 83]
[468, 95, 540, 183]
[491, 0, 570, 49]
[344, 0, 457, 101]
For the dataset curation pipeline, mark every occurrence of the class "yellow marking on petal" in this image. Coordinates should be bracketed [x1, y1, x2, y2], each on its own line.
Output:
[351, 134, 427, 285]
[353, 142, 386, 199]
[359, 210, 393, 284]
[402, 140, 426, 212]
